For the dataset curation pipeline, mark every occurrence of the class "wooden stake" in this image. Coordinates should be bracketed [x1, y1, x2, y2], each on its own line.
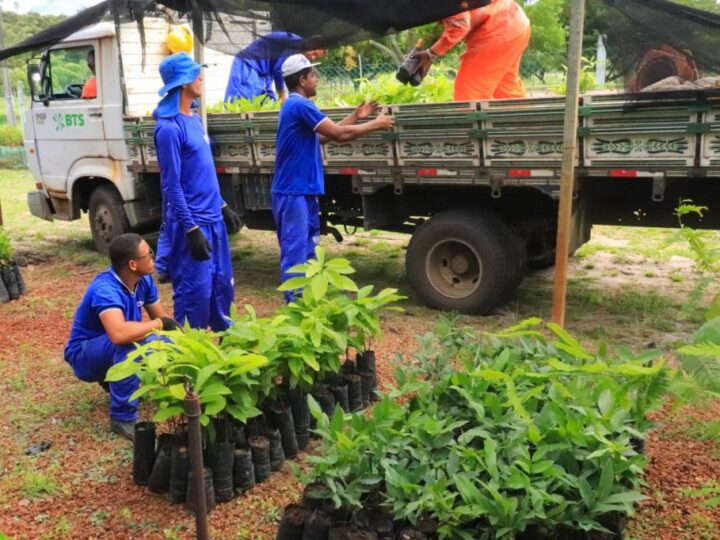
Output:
[551, 0, 586, 327]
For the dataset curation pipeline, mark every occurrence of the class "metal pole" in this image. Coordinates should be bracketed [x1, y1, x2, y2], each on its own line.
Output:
[192, 13, 207, 130]
[0, 9, 16, 127]
[16, 81, 24, 134]
[596, 34, 606, 89]
[184, 384, 210, 540]
[551, 0, 586, 327]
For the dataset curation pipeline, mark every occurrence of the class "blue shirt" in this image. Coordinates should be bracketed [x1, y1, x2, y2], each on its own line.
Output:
[65, 270, 159, 354]
[225, 32, 301, 102]
[272, 93, 327, 195]
[154, 113, 224, 232]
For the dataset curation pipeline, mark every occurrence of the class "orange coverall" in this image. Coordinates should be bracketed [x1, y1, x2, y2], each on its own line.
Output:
[431, 0, 531, 100]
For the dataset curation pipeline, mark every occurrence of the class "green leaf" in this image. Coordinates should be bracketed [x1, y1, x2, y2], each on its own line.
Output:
[203, 396, 227, 417]
[105, 359, 140, 382]
[169, 383, 187, 400]
[129, 384, 160, 402]
[278, 276, 309, 291]
[311, 275, 328, 300]
[200, 383, 232, 397]
[153, 405, 184, 422]
[196, 364, 221, 392]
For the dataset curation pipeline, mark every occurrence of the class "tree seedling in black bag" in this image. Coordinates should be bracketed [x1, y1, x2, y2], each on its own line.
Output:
[277, 504, 311, 540]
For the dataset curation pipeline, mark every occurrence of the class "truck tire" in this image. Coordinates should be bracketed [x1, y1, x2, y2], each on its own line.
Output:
[89, 185, 131, 255]
[502, 224, 528, 296]
[406, 211, 512, 314]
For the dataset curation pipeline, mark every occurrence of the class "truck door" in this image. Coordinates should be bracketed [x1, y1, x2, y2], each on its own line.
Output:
[31, 42, 108, 196]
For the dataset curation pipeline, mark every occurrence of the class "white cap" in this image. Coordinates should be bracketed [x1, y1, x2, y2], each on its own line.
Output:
[281, 54, 321, 78]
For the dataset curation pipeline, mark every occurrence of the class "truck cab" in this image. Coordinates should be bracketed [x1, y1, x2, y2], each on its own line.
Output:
[23, 20, 239, 253]
[25, 23, 142, 252]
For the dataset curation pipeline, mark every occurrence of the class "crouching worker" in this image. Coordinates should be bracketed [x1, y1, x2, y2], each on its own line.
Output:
[63, 233, 180, 441]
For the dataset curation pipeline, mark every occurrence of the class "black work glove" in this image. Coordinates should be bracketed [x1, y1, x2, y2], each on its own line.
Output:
[221, 204, 242, 232]
[159, 316, 182, 331]
[187, 227, 211, 261]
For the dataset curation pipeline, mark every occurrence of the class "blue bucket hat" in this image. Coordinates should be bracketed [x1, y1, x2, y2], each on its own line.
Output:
[156, 52, 206, 118]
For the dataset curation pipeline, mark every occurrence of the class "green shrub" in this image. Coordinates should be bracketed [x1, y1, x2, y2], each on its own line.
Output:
[0, 124, 23, 146]
[308, 317, 678, 539]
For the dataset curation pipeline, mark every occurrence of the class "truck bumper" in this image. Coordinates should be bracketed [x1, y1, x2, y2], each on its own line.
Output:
[27, 191, 53, 222]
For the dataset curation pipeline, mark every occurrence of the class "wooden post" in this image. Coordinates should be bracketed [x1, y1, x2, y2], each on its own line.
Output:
[184, 384, 211, 540]
[551, 0, 586, 327]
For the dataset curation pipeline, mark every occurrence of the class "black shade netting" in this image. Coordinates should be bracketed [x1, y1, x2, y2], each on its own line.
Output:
[589, 0, 720, 84]
[0, 0, 491, 62]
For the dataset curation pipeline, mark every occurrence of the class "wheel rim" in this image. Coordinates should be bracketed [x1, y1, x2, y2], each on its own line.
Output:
[425, 238, 482, 299]
[93, 203, 115, 247]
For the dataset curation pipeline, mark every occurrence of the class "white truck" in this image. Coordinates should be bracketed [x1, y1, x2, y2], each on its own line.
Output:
[22, 21, 720, 314]
[23, 18, 255, 249]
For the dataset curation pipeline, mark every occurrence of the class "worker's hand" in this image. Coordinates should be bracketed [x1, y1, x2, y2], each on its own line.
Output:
[411, 49, 435, 76]
[187, 227, 212, 261]
[373, 111, 394, 130]
[355, 101, 380, 120]
[159, 316, 182, 332]
[221, 204, 242, 233]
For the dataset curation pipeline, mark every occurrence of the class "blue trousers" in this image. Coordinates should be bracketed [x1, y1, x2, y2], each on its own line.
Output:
[155, 222, 170, 275]
[271, 194, 320, 302]
[65, 335, 141, 422]
[224, 59, 275, 102]
[166, 219, 234, 331]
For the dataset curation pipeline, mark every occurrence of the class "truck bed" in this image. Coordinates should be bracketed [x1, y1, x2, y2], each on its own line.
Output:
[123, 92, 720, 190]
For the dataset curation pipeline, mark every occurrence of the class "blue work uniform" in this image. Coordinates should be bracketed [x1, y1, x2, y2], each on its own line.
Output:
[271, 92, 327, 301]
[154, 201, 170, 276]
[64, 270, 159, 422]
[154, 112, 234, 331]
[224, 32, 302, 103]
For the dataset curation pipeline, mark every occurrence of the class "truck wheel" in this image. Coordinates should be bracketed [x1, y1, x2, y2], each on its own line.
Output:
[503, 224, 528, 296]
[406, 211, 511, 314]
[89, 185, 131, 254]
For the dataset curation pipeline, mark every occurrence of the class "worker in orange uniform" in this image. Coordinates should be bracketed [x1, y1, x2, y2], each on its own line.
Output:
[413, 0, 531, 101]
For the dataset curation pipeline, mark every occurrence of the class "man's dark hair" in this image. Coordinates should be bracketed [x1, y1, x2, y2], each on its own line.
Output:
[283, 67, 312, 91]
[109, 233, 144, 272]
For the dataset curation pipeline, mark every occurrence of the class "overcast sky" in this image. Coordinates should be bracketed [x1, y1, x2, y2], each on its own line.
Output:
[2, 0, 100, 15]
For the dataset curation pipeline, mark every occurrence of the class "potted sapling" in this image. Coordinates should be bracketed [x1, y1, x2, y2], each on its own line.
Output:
[350, 285, 405, 403]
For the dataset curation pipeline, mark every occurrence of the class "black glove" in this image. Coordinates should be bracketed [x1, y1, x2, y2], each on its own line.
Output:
[156, 271, 170, 284]
[187, 227, 211, 261]
[159, 317, 182, 331]
[222, 204, 242, 232]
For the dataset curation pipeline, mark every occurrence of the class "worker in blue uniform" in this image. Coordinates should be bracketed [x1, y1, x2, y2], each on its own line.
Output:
[154, 52, 242, 330]
[64, 233, 180, 441]
[224, 31, 324, 104]
[272, 54, 394, 301]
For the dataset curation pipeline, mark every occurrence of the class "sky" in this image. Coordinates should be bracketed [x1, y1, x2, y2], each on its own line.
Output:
[1, 0, 100, 15]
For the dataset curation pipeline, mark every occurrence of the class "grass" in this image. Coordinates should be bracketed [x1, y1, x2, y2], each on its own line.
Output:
[21, 471, 59, 499]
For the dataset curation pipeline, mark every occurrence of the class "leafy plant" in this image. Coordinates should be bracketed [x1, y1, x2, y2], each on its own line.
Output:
[674, 202, 720, 320]
[207, 94, 282, 114]
[0, 226, 13, 264]
[106, 326, 268, 441]
[307, 317, 683, 539]
[677, 317, 720, 395]
[279, 245, 404, 386]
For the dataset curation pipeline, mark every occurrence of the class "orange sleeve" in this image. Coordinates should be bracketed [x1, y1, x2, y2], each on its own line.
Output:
[431, 11, 472, 57]
[81, 76, 97, 99]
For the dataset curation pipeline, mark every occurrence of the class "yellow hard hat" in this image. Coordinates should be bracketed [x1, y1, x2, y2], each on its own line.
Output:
[166, 25, 194, 54]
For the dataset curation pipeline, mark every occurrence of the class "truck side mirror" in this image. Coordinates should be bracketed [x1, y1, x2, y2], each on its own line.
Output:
[26, 61, 42, 102]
